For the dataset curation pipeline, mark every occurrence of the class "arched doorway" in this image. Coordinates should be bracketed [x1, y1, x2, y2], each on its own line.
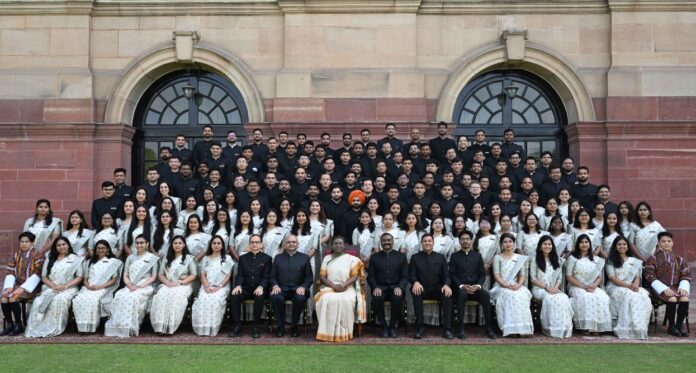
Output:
[452, 70, 568, 160]
[132, 70, 249, 184]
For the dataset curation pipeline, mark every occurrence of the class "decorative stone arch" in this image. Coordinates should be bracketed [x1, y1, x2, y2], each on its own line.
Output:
[436, 42, 595, 125]
[104, 43, 265, 126]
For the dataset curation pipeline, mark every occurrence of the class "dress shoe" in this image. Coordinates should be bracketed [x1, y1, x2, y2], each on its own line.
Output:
[457, 327, 466, 339]
[227, 326, 241, 338]
[252, 327, 262, 338]
[677, 325, 689, 337]
[414, 326, 424, 339]
[1, 323, 14, 336]
[389, 328, 398, 338]
[667, 325, 681, 337]
[276, 328, 285, 337]
[443, 330, 454, 339]
[485, 327, 496, 339]
[380, 328, 389, 338]
[9, 323, 23, 336]
[290, 328, 300, 338]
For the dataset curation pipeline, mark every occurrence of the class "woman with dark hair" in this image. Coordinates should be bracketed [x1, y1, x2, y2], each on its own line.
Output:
[428, 201, 452, 235]
[116, 200, 135, 253]
[91, 212, 121, 258]
[400, 212, 423, 262]
[352, 210, 378, 265]
[23, 199, 63, 255]
[378, 212, 404, 252]
[232, 210, 254, 258]
[184, 214, 212, 262]
[496, 215, 516, 253]
[469, 202, 484, 236]
[261, 209, 288, 259]
[557, 188, 572, 219]
[511, 199, 532, 234]
[1, 232, 43, 336]
[62, 210, 92, 257]
[151, 210, 184, 258]
[516, 213, 549, 257]
[291, 209, 319, 266]
[223, 191, 239, 227]
[451, 215, 472, 247]
[487, 203, 502, 234]
[366, 197, 383, 231]
[25, 237, 84, 338]
[548, 215, 572, 258]
[431, 217, 454, 262]
[105, 234, 159, 337]
[315, 235, 366, 342]
[570, 208, 602, 256]
[410, 202, 430, 231]
[150, 235, 198, 335]
[388, 201, 406, 228]
[201, 199, 219, 234]
[632, 201, 665, 261]
[192, 235, 234, 336]
[601, 212, 625, 258]
[566, 198, 582, 232]
[309, 200, 334, 247]
[278, 198, 294, 229]
[566, 234, 612, 334]
[489, 233, 533, 337]
[472, 219, 497, 290]
[149, 197, 179, 229]
[178, 194, 202, 231]
[617, 200, 637, 241]
[530, 236, 573, 338]
[153, 181, 181, 213]
[211, 209, 234, 252]
[132, 186, 149, 208]
[71, 240, 122, 333]
[124, 205, 152, 257]
[249, 199, 265, 232]
[606, 235, 651, 339]
[539, 197, 566, 231]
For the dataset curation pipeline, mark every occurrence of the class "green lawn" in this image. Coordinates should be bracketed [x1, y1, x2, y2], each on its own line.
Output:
[1, 344, 694, 372]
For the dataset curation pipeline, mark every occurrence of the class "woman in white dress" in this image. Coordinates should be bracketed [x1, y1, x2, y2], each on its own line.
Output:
[487, 203, 503, 234]
[62, 210, 93, 257]
[132, 186, 149, 208]
[192, 236, 234, 336]
[489, 233, 533, 337]
[184, 214, 212, 262]
[249, 199, 265, 232]
[155, 181, 181, 213]
[617, 201, 637, 241]
[605, 235, 652, 339]
[366, 197, 383, 231]
[104, 234, 159, 337]
[451, 215, 471, 250]
[151, 210, 184, 258]
[496, 215, 517, 252]
[116, 200, 135, 255]
[591, 202, 606, 232]
[511, 199, 532, 234]
[91, 212, 121, 258]
[150, 235, 198, 335]
[291, 210, 319, 268]
[72, 240, 123, 333]
[233, 210, 254, 258]
[210, 209, 234, 253]
[223, 191, 239, 228]
[400, 213, 423, 262]
[431, 217, 455, 262]
[528, 190, 546, 219]
[469, 202, 484, 236]
[539, 197, 566, 231]
[178, 195, 203, 231]
[530, 236, 573, 338]
[548, 216, 573, 258]
[124, 205, 152, 258]
[149, 197, 178, 231]
[566, 199, 582, 233]
[566, 234, 612, 334]
[601, 212, 624, 259]
[473, 219, 498, 291]
[25, 237, 84, 338]
[570, 208, 602, 256]
[201, 200, 218, 235]
[632, 201, 665, 261]
[557, 188, 572, 220]
[261, 209, 288, 260]
[352, 210, 379, 265]
[278, 199, 294, 230]
[309, 200, 334, 248]
[388, 202, 406, 229]
[411, 202, 430, 233]
[24, 199, 62, 255]
[428, 202, 452, 235]
[379, 213, 404, 252]
[516, 213, 549, 257]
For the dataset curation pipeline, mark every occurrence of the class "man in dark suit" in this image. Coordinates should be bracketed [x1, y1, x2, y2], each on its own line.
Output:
[270, 235, 313, 337]
[368, 233, 409, 338]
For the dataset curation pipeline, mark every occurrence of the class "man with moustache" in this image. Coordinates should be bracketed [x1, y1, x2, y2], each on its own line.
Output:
[368, 233, 409, 338]
[270, 235, 313, 337]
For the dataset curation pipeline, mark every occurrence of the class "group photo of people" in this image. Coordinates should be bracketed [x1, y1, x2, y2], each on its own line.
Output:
[2, 122, 690, 342]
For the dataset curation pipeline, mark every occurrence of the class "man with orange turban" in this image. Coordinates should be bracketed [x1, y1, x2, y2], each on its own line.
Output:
[341, 190, 366, 244]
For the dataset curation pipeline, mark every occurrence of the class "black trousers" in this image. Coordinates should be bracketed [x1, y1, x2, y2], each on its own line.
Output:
[270, 290, 307, 329]
[230, 288, 266, 327]
[412, 286, 453, 331]
[372, 287, 403, 329]
[456, 287, 492, 328]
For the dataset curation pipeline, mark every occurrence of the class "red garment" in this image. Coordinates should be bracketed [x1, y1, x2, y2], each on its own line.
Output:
[645, 249, 691, 301]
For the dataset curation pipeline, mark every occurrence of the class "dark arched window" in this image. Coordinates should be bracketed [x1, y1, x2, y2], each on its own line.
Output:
[133, 70, 248, 183]
[453, 70, 567, 159]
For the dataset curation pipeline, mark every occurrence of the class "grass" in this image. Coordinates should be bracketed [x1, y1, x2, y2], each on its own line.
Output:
[2, 344, 695, 372]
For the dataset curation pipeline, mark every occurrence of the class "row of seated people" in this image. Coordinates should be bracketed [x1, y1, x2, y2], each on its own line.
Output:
[2, 225, 689, 341]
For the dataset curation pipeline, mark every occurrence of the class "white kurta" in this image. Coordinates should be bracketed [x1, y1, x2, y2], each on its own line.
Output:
[606, 258, 652, 339]
[72, 257, 123, 332]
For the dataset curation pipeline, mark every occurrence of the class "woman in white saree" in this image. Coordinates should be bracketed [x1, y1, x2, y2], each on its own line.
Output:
[566, 234, 612, 334]
[90, 212, 121, 258]
[62, 210, 92, 257]
[261, 209, 289, 260]
[150, 236, 198, 335]
[605, 235, 652, 339]
[184, 214, 212, 262]
[23, 199, 63, 256]
[632, 201, 665, 261]
[104, 234, 159, 337]
[72, 240, 123, 333]
[192, 235, 234, 336]
[315, 236, 366, 342]
[25, 237, 84, 338]
[530, 236, 573, 338]
[489, 233, 534, 337]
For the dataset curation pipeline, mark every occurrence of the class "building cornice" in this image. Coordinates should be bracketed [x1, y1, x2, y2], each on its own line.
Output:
[418, 0, 608, 14]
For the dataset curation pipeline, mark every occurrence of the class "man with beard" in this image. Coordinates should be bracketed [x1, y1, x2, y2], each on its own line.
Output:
[561, 157, 577, 185]
[172, 134, 193, 165]
[249, 128, 269, 163]
[341, 190, 365, 244]
[177, 162, 200, 198]
[222, 130, 242, 164]
[193, 125, 215, 166]
[429, 121, 456, 162]
[368, 233, 408, 338]
[571, 166, 598, 210]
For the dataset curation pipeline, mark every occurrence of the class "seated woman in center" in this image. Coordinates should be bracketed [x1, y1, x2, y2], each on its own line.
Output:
[530, 235, 573, 338]
[489, 233, 534, 337]
[315, 235, 366, 342]
[149, 235, 198, 335]
[104, 234, 159, 337]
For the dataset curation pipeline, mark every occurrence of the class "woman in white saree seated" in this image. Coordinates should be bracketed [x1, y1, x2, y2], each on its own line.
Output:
[149, 235, 198, 335]
[104, 234, 159, 337]
[315, 235, 366, 342]
[605, 235, 652, 339]
[489, 233, 534, 337]
[192, 235, 234, 336]
[530, 235, 573, 338]
[25, 237, 85, 338]
[566, 234, 612, 334]
[71, 240, 123, 333]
